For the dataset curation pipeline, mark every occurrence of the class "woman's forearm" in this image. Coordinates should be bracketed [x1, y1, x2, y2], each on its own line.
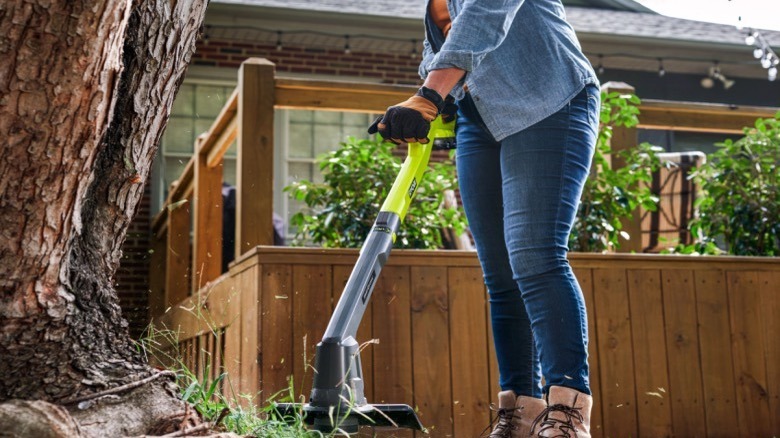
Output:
[423, 67, 466, 99]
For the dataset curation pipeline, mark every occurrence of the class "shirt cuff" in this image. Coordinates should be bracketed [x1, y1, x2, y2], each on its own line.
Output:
[427, 49, 478, 72]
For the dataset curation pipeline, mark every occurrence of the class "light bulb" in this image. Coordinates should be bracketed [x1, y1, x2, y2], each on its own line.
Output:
[700, 77, 714, 89]
[761, 56, 772, 68]
[769, 67, 778, 81]
[745, 33, 756, 45]
[754, 48, 765, 59]
[658, 67, 666, 77]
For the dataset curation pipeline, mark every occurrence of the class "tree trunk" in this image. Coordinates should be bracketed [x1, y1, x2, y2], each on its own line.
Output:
[0, 0, 207, 435]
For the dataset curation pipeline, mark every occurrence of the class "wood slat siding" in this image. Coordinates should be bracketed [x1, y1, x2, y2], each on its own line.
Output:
[156, 248, 780, 437]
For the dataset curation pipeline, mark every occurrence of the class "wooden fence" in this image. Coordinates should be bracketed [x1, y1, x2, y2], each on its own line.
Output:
[156, 247, 780, 437]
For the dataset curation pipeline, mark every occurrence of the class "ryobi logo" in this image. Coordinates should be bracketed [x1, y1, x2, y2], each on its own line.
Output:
[408, 178, 417, 199]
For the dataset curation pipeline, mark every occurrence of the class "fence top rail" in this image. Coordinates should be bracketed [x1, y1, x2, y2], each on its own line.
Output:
[233, 245, 780, 271]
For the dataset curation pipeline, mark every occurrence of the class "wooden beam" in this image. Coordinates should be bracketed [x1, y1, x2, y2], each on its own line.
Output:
[639, 100, 777, 134]
[275, 77, 415, 113]
[236, 58, 275, 257]
[165, 199, 191, 308]
[192, 136, 224, 292]
[206, 116, 238, 169]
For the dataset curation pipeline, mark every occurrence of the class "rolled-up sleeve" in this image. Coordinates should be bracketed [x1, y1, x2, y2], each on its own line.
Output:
[418, 38, 435, 80]
[428, 0, 526, 72]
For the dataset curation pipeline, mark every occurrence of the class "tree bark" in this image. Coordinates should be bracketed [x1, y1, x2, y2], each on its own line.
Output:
[0, 0, 207, 434]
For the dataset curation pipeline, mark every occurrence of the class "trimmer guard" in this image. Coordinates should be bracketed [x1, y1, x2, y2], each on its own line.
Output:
[274, 402, 425, 433]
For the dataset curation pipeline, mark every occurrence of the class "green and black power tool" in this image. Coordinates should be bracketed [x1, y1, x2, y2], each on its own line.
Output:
[276, 116, 456, 433]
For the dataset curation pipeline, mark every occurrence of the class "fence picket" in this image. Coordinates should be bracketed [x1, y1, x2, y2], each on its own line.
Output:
[592, 267, 638, 438]
[449, 267, 491, 437]
[695, 269, 739, 437]
[728, 271, 772, 437]
[411, 266, 453, 436]
[628, 269, 674, 437]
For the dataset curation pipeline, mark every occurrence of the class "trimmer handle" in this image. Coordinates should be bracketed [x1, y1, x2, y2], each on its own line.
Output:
[428, 116, 457, 150]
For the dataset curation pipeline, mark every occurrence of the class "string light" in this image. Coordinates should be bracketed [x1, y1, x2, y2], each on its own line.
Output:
[198, 24, 780, 82]
[745, 31, 757, 46]
[203, 24, 211, 44]
[743, 28, 779, 82]
[343, 35, 351, 55]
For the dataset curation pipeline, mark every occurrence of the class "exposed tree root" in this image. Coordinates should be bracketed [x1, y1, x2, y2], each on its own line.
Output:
[0, 375, 241, 437]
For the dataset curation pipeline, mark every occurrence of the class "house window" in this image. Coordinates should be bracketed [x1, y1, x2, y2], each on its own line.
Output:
[154, 81, 377, 245]
[281, 109, 377, 240]
[154, 81, 236, 212]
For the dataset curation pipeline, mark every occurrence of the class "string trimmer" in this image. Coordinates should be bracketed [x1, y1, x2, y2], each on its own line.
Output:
[276, 116, 456, 433]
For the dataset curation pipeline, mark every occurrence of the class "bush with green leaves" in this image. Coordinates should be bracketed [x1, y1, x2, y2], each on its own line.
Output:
[285, 137, 467, 249]
[569, 91, 663, 252]
[682, 112, 780, 256]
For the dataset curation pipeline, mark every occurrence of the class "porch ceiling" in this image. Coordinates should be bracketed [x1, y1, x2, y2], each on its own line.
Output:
[205, 1, 780, 80]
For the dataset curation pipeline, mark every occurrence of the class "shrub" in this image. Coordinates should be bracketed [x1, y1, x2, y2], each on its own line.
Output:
[569, 91, 663, 252]
[684, 112, 780, 256]
[285, 137, 467, 249]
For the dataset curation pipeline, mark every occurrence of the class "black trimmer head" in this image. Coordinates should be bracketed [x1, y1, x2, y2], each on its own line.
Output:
[274, 402, 425, 434]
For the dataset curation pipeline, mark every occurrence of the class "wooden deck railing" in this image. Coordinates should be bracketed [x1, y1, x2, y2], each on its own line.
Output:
[148, 60, 778, 312]
[149, 58, 780, 435]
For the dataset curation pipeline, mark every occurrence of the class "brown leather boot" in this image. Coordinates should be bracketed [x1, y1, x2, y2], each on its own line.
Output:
[486, 390, 548, 437]
[533, 386, 592, 438]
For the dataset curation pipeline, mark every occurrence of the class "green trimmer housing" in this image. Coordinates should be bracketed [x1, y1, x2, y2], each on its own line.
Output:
[275, 117, 456, 433]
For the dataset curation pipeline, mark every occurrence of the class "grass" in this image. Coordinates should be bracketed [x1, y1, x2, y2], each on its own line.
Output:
[135, 324, 379, 437]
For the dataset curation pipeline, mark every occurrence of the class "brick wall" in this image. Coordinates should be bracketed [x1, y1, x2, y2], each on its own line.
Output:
[117, 188, 152, 338]
[117, 37, 423, 337]
[193, 38, 424, 85]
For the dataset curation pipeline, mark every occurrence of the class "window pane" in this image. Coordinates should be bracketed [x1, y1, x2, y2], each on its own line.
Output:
[222, 158, 237, 187]
[290, 109, 313, 123]
[314, 110, 341, 124]
[164, 117, 195, 153]
[164, 156, 190, 193]
[314, 124, 344, 156]
[289, 122, 313, 158]
[196, 85, 230, 118]
[343, 112, 371, 126]
[194, 119, 212, 143]
[171, 84, 195, 116]
[288, 162, 313, 184]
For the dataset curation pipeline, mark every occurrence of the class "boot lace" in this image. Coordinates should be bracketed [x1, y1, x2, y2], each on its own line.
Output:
[479, 404, 523, 437]
[531, 403, 584, 438]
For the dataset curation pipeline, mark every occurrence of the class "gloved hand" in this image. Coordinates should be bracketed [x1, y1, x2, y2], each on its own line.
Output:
[440, 94, 458, 124]
[368, 86, 445, 144]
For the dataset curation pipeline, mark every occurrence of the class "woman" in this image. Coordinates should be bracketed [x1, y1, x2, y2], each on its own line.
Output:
[368, 0, 599, 436]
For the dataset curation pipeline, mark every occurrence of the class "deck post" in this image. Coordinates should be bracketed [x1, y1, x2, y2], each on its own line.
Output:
[601, 81, 643, 253]
[193, 133, 224, 290]
[236, 58, 276, 258]
[165, 196, 191, 308]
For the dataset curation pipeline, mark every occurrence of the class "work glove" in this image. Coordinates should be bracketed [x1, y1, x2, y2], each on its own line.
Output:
[368, 86, 445, 144]
[440, 94, 458, 124]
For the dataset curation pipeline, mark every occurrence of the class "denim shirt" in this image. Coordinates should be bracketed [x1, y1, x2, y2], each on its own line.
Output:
[420, 0, 598, 141]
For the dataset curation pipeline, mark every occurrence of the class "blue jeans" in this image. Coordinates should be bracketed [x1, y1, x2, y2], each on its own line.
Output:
[455, 85, 599, 397]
